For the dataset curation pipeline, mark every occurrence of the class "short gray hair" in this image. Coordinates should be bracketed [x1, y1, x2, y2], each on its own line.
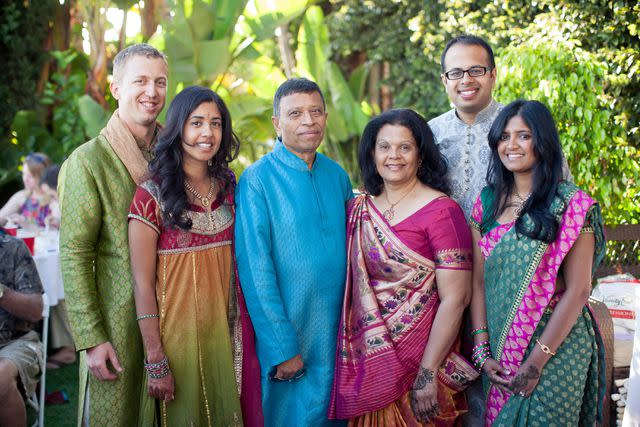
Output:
[113, 43, 167, 83]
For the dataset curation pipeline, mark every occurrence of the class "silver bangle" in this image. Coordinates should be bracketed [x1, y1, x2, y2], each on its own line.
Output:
[136, 313, 160, 321]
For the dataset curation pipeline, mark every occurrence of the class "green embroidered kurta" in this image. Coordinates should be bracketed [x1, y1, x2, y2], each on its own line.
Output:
[59, 134, 144, 427]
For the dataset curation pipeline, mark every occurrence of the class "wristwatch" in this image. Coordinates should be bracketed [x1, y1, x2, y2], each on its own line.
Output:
[0, 283, 4, 299]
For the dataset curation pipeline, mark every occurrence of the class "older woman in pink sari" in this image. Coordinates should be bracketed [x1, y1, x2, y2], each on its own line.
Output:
[329, 109, 478, 426]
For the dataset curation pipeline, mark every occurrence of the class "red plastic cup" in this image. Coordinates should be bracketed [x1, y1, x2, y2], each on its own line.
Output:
[16, 230, 35, 255]
[21, 236, 35, 255]
[4, 225, 18, 236]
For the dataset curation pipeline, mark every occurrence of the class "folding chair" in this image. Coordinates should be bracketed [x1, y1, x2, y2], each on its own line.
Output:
[27, 292, 49, 427]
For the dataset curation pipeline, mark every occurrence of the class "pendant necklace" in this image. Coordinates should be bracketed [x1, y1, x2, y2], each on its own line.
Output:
[184, 177, 216, 230]
[184, 178, 215, 208]
[382, 180, 418, 221]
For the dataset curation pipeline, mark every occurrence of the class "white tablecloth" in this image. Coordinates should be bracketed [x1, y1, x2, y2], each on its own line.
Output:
[33, 242, 64, 307]
[623, 286, 640, 426]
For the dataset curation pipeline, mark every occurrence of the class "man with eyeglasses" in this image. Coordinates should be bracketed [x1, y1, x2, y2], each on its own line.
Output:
[429, 35, 571, 220]
[428, 34, 502, 219]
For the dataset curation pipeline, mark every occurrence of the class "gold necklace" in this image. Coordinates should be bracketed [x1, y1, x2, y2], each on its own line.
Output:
[184, 178, 215, 208]
[512, 192, 531, 218]
[382, 180, 418, 221]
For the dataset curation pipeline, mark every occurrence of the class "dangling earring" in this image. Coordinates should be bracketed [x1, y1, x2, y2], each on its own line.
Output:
[208, 159, 212, 167]
[417, 160, 423, 174]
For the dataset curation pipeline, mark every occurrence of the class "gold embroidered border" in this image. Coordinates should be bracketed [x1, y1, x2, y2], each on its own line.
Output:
[157, 240, 231, 255]
[435, 248, 472, 269]
[127, 213, 160, 234]
[469, 217, 481, 231]
[495, 239, 548, 360]
[229, 268, 243, 396]
[160, 256, 168, 426]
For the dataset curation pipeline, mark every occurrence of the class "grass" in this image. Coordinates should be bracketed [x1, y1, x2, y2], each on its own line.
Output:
[28, 360, 79, 426]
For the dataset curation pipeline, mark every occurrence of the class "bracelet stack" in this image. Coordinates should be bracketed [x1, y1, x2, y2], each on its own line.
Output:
[471, 327, 488, 336]
[471, 340, 493, 372]
[144, 356, 170, 379]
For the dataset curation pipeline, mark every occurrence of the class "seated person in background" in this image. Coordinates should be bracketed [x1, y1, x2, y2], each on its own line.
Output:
[40, 165, 60, 229]
[0, 152, 53, 229]
[0, 227, 44, 426]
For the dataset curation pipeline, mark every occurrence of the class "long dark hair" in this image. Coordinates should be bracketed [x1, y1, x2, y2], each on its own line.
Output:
[484, 100, 564, 243]
[359, 108, 449, 196]
[149, 86, 240, 230]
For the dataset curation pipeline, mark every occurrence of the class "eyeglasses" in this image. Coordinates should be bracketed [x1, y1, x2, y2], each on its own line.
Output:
[444, 66, 493, 80]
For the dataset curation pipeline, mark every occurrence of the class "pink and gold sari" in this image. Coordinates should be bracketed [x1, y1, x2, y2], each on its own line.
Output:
[329, 194, 478, 425]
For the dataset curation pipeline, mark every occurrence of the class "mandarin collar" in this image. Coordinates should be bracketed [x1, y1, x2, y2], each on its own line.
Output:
[273, 138, 317, 172]
[454, 98, 500, 127]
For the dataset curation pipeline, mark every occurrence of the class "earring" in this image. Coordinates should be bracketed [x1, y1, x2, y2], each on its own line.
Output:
[208, 159, 212, 167]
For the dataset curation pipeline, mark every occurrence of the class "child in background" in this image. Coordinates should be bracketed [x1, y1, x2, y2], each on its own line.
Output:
[40, 165, 60, 229]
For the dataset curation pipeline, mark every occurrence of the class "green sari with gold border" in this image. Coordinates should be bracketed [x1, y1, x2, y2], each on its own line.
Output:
[470, 182, 606, 426]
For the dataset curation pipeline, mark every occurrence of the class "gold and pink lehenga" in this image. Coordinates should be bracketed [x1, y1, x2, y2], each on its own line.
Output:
[128, 177, 263, 427]
[329, 194, 479, 426]
[469, 181, 606, 426]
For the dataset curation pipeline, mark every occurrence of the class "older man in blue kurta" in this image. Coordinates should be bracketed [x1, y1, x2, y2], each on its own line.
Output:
[235, 78, 351, 426]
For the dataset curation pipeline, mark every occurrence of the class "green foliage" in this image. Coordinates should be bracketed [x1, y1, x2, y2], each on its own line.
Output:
[328, 0, 640, 223]
[295, 6, 371, 184]
[495, 38, 639, 224]
[40, 50, 94, 159]
[0, 0, 53, 188]
[150, 0, 249, 102]
[4, 50, 97, 189]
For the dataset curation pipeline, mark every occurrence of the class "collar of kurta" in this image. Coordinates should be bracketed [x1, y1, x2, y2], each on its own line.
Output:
[273, 138, 319, 172]
[100, 109, 160, 185]
[454, 98, 501, 127]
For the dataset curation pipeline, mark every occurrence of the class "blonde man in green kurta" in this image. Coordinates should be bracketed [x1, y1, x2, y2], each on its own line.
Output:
[59, 44, 167, 426]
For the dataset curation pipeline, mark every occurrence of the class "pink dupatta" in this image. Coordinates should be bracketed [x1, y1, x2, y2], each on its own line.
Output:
[329, 195, 477, 419]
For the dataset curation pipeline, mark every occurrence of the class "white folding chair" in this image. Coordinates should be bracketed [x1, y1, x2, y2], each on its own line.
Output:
[27, 292, 49, 427]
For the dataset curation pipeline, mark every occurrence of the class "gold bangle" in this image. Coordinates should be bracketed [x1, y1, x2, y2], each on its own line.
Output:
[535, 339, 556, 356]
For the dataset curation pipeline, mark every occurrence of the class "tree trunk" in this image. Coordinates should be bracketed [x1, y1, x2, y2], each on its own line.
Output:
[78, 0, 110, 109]
[118, 6, 128, 52]
[141, 0, 164, 41]
[380, 61, 393, 111]
[368, 62, 381, 110]
[277, 24, 295, 78]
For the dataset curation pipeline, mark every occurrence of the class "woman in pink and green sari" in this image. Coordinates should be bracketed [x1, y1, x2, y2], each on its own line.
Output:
[469, 100, 606, 426]
[329, 109, 479, 426]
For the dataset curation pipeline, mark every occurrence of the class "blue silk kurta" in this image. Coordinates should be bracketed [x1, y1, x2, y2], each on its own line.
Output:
[235, 140, 351, 426]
